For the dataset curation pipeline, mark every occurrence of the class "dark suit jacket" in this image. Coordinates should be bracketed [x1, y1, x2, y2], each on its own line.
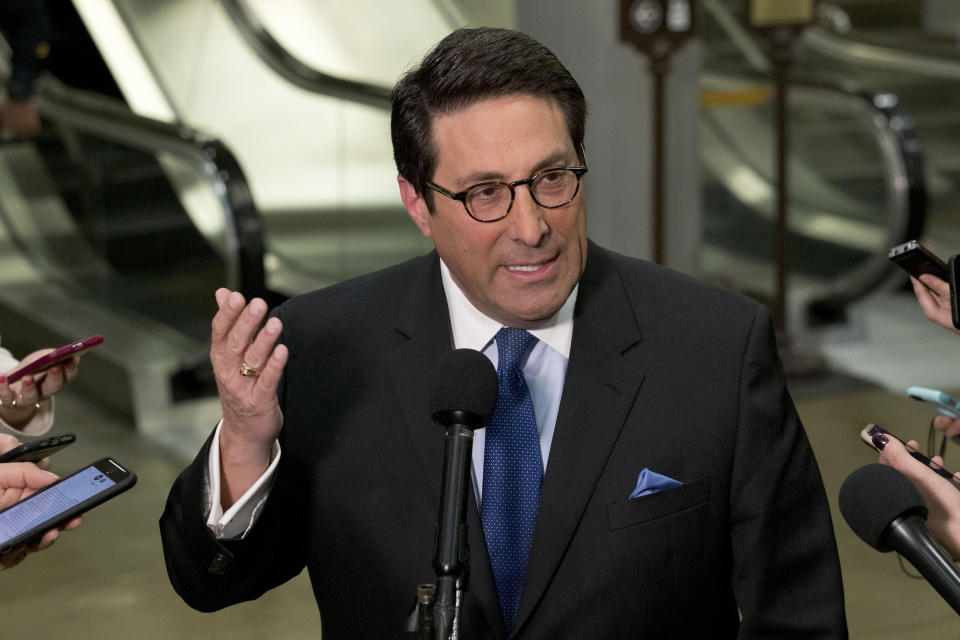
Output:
[160, 242, 847, 638]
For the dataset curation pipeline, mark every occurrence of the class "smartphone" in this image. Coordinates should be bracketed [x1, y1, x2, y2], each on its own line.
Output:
[949, 254, 960, 331]
[889, 240, 950, 283]
[860, 423, 960, 492]
[0, 433, 76, 463]
[0, 457, 136, 555]
[4, 335, 103, 384]
[907, 386, 960, 419]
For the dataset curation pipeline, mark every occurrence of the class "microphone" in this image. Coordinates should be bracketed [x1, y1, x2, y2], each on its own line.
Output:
[839, 463, 960, 614]
[428, 348, 497, 639]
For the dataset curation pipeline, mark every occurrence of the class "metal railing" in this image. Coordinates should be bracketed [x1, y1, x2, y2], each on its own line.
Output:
[219, 0, 393, 110]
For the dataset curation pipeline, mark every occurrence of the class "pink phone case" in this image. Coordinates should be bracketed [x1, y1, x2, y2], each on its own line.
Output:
[4, 335, 103, 384]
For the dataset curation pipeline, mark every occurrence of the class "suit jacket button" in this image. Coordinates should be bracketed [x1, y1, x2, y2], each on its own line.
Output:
[207, 552, 229, 575]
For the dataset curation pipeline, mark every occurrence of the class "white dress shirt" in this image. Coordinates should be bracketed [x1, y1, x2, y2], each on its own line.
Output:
[206, 259, 576, 538]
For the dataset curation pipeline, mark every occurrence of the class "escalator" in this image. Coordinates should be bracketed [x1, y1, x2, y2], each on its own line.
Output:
[796, 1, 960, 248]
[699, 0, 925, 322]
[0, 0, 451, 453]
[0, 0, 938, 447]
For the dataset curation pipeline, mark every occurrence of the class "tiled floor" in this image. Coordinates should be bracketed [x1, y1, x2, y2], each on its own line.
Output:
[1, 308, 959, 638]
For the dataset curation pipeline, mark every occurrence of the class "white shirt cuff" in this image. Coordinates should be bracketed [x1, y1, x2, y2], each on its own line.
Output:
[204, 420, 281, 540]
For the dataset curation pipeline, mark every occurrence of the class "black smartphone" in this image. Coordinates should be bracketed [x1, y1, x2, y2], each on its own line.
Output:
[889, 240, 950, 283]
[950, 254, 960, 331]
[0, 457, 136, 555]
[860, 423, 960, 492]
[0, 433, 76, 464]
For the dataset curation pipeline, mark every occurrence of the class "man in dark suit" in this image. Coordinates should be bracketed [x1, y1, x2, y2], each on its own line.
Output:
[160, 28, 847, 638]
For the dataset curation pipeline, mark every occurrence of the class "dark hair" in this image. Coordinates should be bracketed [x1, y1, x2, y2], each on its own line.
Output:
[391, 28, 587, 203]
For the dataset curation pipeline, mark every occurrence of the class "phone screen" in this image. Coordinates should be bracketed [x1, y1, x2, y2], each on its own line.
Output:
[0, 465, 114, 544]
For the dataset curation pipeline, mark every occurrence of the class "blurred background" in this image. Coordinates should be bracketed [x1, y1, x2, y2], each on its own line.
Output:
[0, 0, 959, 636]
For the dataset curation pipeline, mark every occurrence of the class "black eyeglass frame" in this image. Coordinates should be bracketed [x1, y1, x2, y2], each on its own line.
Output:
[426, 166, 588, 223]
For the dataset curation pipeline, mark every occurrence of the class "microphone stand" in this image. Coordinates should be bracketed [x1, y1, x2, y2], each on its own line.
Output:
[405, 412, 477, 640]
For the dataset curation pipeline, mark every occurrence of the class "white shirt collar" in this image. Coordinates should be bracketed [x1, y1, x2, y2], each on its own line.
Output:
[439, 258, 577, 357]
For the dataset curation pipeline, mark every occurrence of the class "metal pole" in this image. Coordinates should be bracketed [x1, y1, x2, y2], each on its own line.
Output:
[651, 55, 670, 264]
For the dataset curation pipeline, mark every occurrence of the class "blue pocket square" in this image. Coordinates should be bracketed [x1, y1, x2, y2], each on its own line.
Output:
[629, 468, 682, 499]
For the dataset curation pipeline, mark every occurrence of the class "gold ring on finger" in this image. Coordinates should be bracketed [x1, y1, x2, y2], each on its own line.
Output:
[239, 362, 260, 378]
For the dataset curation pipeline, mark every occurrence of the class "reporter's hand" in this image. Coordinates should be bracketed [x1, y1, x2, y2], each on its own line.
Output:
[878, 438, 960, 560]
[0, 462, 82, 570]
[0, 348, 81, 431]
[210, 288, 287, 507]
[912, 275, 960, 336]
[933, 414, 960, 440]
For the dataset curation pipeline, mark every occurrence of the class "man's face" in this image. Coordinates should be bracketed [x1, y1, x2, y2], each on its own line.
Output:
[401, 95, 588, 328]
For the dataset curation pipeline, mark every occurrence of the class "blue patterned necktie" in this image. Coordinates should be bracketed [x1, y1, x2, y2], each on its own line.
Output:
[482, 327, 543, 634]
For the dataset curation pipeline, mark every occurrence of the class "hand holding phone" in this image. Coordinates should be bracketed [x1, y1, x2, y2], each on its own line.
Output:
[0, 434, 76, 464]
[4, 335, 103, 384]
[0, 457, 135, 556]
[860, 423, 960, 492]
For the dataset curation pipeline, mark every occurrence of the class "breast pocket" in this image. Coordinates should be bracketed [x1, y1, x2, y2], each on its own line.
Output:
[606, 477, 710, 531]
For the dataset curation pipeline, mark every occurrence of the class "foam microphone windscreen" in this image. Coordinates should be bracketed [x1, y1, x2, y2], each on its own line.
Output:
[429, 348, 498, 425]
[839, 463, 929, 551]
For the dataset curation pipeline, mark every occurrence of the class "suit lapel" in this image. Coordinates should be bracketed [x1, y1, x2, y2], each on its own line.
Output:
[386, 252, 452, 506]
[384, 253, 505, 637]
[515, 245, 646, 632]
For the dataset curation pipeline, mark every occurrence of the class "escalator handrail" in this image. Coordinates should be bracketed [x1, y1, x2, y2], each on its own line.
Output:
[703, 0, 960, 81]
[219, 0, 393, 111]
[803, 21, 960, 81]
[34, 75, 267, 298]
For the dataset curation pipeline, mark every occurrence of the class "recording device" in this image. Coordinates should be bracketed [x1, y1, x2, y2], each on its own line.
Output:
[405, 349, 497, 640]
[907, 386, 960, 419]
[5, 335, 103, 384]
[0, 457, 136, 555]
[839, 463, 960, 615]
[0, 433, 76, 463]
[889, 240, 950, 285]
[860, 424, 960, 492]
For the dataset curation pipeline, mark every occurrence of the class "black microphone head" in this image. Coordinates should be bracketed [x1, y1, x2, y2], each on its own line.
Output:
[839, 463, 929, 552]
[429, 348, 498, 428]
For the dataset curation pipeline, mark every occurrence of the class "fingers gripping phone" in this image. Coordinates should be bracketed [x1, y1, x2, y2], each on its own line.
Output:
[889, 240, 950, 284]
[0, 433, 76, 463]
[860, 423, 960, 493]
[0, 457, 136, 555]
[907, 387, 960, 420]
[5, 335, 103, 384]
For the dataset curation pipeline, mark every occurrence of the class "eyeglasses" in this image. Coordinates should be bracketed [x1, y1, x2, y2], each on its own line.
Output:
[426, 166, 588, 223]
